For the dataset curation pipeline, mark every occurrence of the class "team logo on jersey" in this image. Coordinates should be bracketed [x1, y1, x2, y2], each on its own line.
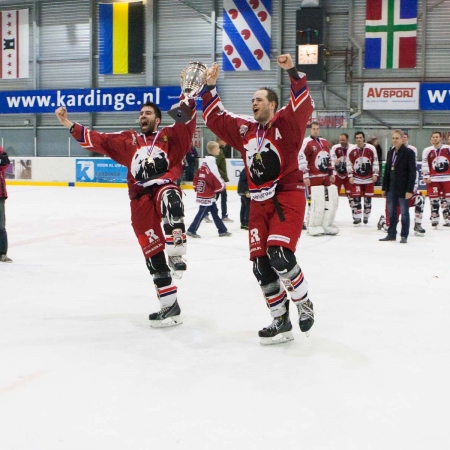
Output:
[145, 228, 159, 244]
[433, 156, 449, 173]
[335, 157, 347, 175]
[131, 134, 137, 146]
[354, 156, 371, 177]
[316, 151, 330, 174]
[250, 228, 260, 243]
[131, 146, 169, 182]
[247, 141, 281, 186]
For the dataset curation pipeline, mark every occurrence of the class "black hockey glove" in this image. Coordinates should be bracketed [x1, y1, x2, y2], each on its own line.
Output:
[0, 152, 11, 167]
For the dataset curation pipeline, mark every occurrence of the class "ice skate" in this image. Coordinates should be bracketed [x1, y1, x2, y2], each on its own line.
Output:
[168, 256, 186, 279]
[443, 223, 450, 227]
[377, 215, 385, 230]
[0, 254, 13, 263]
[296, 299, 314, 337]
[149, 300, 183, 328]
[259, 303, 293, 346]
[414, 223, 426, 236]
[353, 218, 362, 226]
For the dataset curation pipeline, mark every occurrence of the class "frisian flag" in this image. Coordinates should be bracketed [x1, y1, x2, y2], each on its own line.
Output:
[365, 0, 417, 69]
[223, 0, 271, 71]
[0, 9, 29, 79]
[99, 2, 144, 75]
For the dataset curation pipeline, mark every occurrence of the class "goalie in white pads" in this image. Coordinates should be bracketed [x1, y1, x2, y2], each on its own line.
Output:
[306, 184, 339, 235]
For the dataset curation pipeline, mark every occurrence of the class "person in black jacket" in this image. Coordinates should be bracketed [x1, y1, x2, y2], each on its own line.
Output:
[0, 146, 12, 262]
[237, 167, 250, 229]
[379, 129, 416, 244]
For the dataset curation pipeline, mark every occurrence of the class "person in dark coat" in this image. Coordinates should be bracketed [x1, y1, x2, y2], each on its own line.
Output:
[237, 167, 251, 229]
[0, 146, 12, 262]
[379, 130, 416, 244]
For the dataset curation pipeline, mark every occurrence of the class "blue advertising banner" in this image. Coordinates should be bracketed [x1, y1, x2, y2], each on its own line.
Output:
[420, 83, 450, 110]
[76, 158, 127, 183]
[0, 86, 181, 114]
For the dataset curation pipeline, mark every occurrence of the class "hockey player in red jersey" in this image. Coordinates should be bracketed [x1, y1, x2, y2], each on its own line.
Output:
[422, 131, 450, 228]
[330, 133, 354, 220]
[347, 131, 379, 225]
[201, 54, 314, 345]
[299, 121, 334, 187]
[55, 93, 196, 328]
[187, 141, 231, 238]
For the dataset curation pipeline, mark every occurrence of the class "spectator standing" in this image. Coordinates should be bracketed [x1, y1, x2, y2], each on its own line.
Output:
[184, 145, 198, 182]
[0, 146, 12, 263]
[379, 130, 416, 243]
[186, 141, 231, 238]
[237, 167, 250, 230]
[215, 137, 233, 222]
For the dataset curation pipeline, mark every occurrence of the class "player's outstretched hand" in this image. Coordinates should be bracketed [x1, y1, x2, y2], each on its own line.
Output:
[55, 106, 73, 129]
[277, 54, 294, 70]
[206, 62, 219, 86]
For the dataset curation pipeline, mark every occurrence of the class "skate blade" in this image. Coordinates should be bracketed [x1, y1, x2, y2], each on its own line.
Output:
[150, 315, 183, 328]
[414, 231, 425, 237]
[260, 331, 294, 346]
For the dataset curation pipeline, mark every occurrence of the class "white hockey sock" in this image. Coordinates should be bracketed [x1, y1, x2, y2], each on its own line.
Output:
[156, 284, 178, 308]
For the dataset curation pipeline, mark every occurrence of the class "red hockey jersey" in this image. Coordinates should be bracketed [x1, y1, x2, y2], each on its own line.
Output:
[70, 100, 196, 200]
[193, 155, 225, 205]
[346, 143, 379, 184]
[422, 145, 450, 183]
[299, 136, 332, 180]
[201, 75, 313, 202]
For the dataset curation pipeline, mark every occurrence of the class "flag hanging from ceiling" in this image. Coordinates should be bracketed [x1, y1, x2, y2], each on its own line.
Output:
[223, 0, 271, 71]
[365, 0, 417, 69]
[99, 2, 144, 75]
[0, 9, 29, 79]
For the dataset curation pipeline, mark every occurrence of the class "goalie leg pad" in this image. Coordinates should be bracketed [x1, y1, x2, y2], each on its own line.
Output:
[323, 185, 339, 235]
[307, 186, 325, 235]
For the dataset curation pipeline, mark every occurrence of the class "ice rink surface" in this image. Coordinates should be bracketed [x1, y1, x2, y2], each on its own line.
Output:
[1, 185, 449, 450]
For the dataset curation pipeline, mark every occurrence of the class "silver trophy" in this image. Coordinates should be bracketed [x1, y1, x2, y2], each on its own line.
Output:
[168, 61, 208, 123]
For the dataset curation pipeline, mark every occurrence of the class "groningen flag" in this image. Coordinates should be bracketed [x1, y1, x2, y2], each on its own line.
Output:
[365, 0, 417, 69]
[223, 0, 271, 71]
[99, 2, 144, 75]
[0, 9, 29, 79]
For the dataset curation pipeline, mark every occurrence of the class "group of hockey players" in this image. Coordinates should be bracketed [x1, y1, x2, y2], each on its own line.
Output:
[54, 52, 450, 347]
[56, 53, 315, 347]
[299, 126, 450, 237]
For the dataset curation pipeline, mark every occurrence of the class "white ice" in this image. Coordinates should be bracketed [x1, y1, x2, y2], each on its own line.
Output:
[1, 186, 449, 450]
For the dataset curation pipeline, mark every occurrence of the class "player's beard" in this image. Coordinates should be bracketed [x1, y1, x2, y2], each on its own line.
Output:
[140, 118, 157, 135]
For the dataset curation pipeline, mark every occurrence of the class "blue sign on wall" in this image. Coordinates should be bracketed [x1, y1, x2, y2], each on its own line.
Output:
[420, 83, 450, 110]
[0, 86, 181, 114]
[76, 158, 127, 183]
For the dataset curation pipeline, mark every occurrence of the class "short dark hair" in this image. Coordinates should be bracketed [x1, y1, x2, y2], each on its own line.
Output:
[431, 131, 442, 137]
[354, 131, 365, 140]
[311, 121, 320, 127]
[258, 87, 279, 112]
[141, 101, 162, 121]
[340, 133, 349, 139]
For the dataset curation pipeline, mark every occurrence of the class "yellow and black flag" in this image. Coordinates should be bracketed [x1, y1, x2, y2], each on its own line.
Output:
[99, 1, 144, 75]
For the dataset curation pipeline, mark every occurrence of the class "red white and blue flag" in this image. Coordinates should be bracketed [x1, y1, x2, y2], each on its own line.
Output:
[0, 9, 29, 79]
[365, 0, 417, 69]
[223, 0, 271, 71]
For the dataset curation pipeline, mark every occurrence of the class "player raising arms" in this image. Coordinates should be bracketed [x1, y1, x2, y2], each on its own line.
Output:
[55, 78, 196, 328]
[201, 54, 315, 345]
